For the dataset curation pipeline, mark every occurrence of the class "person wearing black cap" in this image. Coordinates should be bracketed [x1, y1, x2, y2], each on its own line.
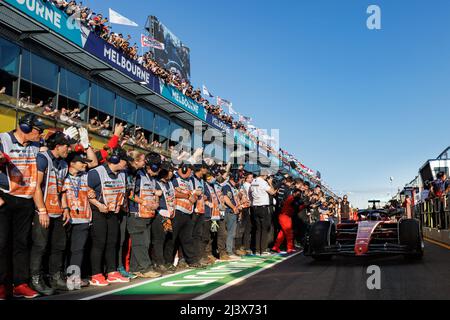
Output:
[29, 131, 76, 294]
[127, 152, 162, 278]
[87, 147, 130, 286]
[171, 163, 201, 268]
[0, 113, 45, 299]
[62, 152, 94, 290]
[191, 162, 209, 264]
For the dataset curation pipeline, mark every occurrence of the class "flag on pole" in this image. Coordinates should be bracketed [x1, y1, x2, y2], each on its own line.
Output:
[239, 114, 252, 123]
[202, 85, 214, 98]
[140, 34, 165, 50]
[217, 97, 236, 115]
[109, 8, 139, 27]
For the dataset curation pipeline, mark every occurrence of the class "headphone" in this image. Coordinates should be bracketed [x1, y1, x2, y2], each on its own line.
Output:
[19, 114, 37, 134]
[107, 148, 121, 165]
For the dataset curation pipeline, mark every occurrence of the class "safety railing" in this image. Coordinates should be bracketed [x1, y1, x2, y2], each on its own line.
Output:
[415, 195, 450, 230]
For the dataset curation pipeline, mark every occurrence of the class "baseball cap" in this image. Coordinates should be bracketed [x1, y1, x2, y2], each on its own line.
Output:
[66, 152, 93, 164]
[46, 131, 77, 148]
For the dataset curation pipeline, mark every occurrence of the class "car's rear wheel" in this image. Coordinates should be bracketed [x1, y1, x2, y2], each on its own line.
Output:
[399, 219, 424, 260]
[309, 221, 335, 260]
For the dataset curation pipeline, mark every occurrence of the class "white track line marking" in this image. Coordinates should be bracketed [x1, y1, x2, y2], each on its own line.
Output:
[193, 251, 302, 301]
[81, 270, 191, 300]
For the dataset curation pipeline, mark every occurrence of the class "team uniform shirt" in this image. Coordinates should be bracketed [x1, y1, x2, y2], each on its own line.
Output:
[172, 174, 195, 214]
[130, 170, 158, 219]
[222, 182, 239, 213]
[63, 172, 91, 224]
[191, 175, 206, 215]
[250, 177, 271, 206]
[213, 182, 227, 219]
[156, 180, 175, 218]
[0, 132, 40, 198]
[37, 151, 68, 217]
[87, 164, 126, 213]
[204, 182, 221, 221]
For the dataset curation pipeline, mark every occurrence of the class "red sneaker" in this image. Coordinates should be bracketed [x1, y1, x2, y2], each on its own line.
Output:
[107, 272, 130, 284]
[89, 274, 110, 287]
[13, 284, 39, 299]
[271, 247, 281, 253]
[0, 285, 6, 300]
[287, 249, 297, 254]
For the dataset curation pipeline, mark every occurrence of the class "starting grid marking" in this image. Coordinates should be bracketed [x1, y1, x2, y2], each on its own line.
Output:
[82, 252, 301, 300]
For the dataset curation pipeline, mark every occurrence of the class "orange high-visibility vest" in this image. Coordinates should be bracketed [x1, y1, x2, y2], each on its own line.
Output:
[192, 176, 206, 215]
[137, 171, 158, 219]
[63, 173, 91, 224]
[205, 183, 221, 221]
[174, 177, 194, 214]
[0, 132, 39, 199]
[93, 165, 126, 213]
[41, 152, 68, 217]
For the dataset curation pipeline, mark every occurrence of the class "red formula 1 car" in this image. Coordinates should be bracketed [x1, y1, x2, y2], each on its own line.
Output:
[304, 209, 424, 260]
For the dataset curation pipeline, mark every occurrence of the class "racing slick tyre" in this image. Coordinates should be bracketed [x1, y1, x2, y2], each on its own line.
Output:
[309, 221, 336, 261]
[399, 219, 424, 260]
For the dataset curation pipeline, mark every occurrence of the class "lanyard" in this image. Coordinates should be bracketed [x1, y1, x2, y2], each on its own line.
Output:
[68, 174, 82, 214]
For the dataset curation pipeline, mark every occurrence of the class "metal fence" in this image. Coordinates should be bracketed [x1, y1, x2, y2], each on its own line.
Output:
[415, 196, 450, 230]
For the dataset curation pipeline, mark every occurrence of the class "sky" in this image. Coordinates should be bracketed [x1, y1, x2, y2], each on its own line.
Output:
[86, 0, 450, 207]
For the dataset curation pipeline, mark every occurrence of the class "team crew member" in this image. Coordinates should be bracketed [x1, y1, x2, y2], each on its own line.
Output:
[272, 189, 303, 254]
[340, 195, 351, 222]
[191, 163, 208, 263]
[62, 151, 96, 290]
[250, 169, 277, 255]
[235, 173, 252, 255]
[117, 150, 146, 280]
[127, 152, 162, 278]
[30, 131, 75, 294]
[171, 163, 201, 268]
[153, 162, 177, 273]
[87, 147, 130, 286]
[0, 114, 44, 299]
[222, 172, 242, 258]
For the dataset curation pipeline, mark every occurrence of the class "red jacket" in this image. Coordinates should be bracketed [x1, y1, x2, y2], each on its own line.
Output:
[98, 135, 120, 164]
[280, 195, 306, 217]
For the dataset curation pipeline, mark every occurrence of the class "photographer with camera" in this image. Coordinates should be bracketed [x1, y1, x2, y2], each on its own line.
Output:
[250, 168, 278, 255]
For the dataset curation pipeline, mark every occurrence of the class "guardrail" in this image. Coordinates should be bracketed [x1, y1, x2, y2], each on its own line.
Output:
[415, 196, 450, 231]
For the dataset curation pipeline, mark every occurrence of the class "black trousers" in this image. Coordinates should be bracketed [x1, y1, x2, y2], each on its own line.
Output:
[90, 209, 119, 275]
[67, 223, 90, 273]
[171, 211, 196, 264]
[199, 219, 212, 259]
[253, 206, 272, 254]
[151, 215, 170, 266]
[30, 214, 67, 276]
[207, 219, 227, 257]
[235, 208, 252, 250]
[127, 215, 152, 273]
[0, 193, 35, 286]
[117, 211, 129, 269]
[192, 214, 206, 261]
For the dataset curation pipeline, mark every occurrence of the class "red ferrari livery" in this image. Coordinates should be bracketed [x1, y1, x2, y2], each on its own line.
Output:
[304, 209, 424, 260]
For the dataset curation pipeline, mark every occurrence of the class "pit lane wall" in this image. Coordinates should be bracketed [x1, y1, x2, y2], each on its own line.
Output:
[415, 196, 450, 245]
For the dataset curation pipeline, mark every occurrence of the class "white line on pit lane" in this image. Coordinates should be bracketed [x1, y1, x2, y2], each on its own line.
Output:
[80, 270, 192, 301]
[193, 251, 303, 301]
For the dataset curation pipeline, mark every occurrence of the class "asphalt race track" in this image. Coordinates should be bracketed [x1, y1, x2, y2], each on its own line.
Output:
[39, 240, 450, 301]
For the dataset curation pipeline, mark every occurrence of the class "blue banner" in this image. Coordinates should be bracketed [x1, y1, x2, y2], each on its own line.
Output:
[4, 0, 85, 47]
[206, 113, 232, 135]
[83, 33, 161, 94]
[159, 81, 206, 121]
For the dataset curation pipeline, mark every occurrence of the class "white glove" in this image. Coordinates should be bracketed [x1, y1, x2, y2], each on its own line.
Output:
[78, 127, 90, 149]
[63, 126, 79, 140]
